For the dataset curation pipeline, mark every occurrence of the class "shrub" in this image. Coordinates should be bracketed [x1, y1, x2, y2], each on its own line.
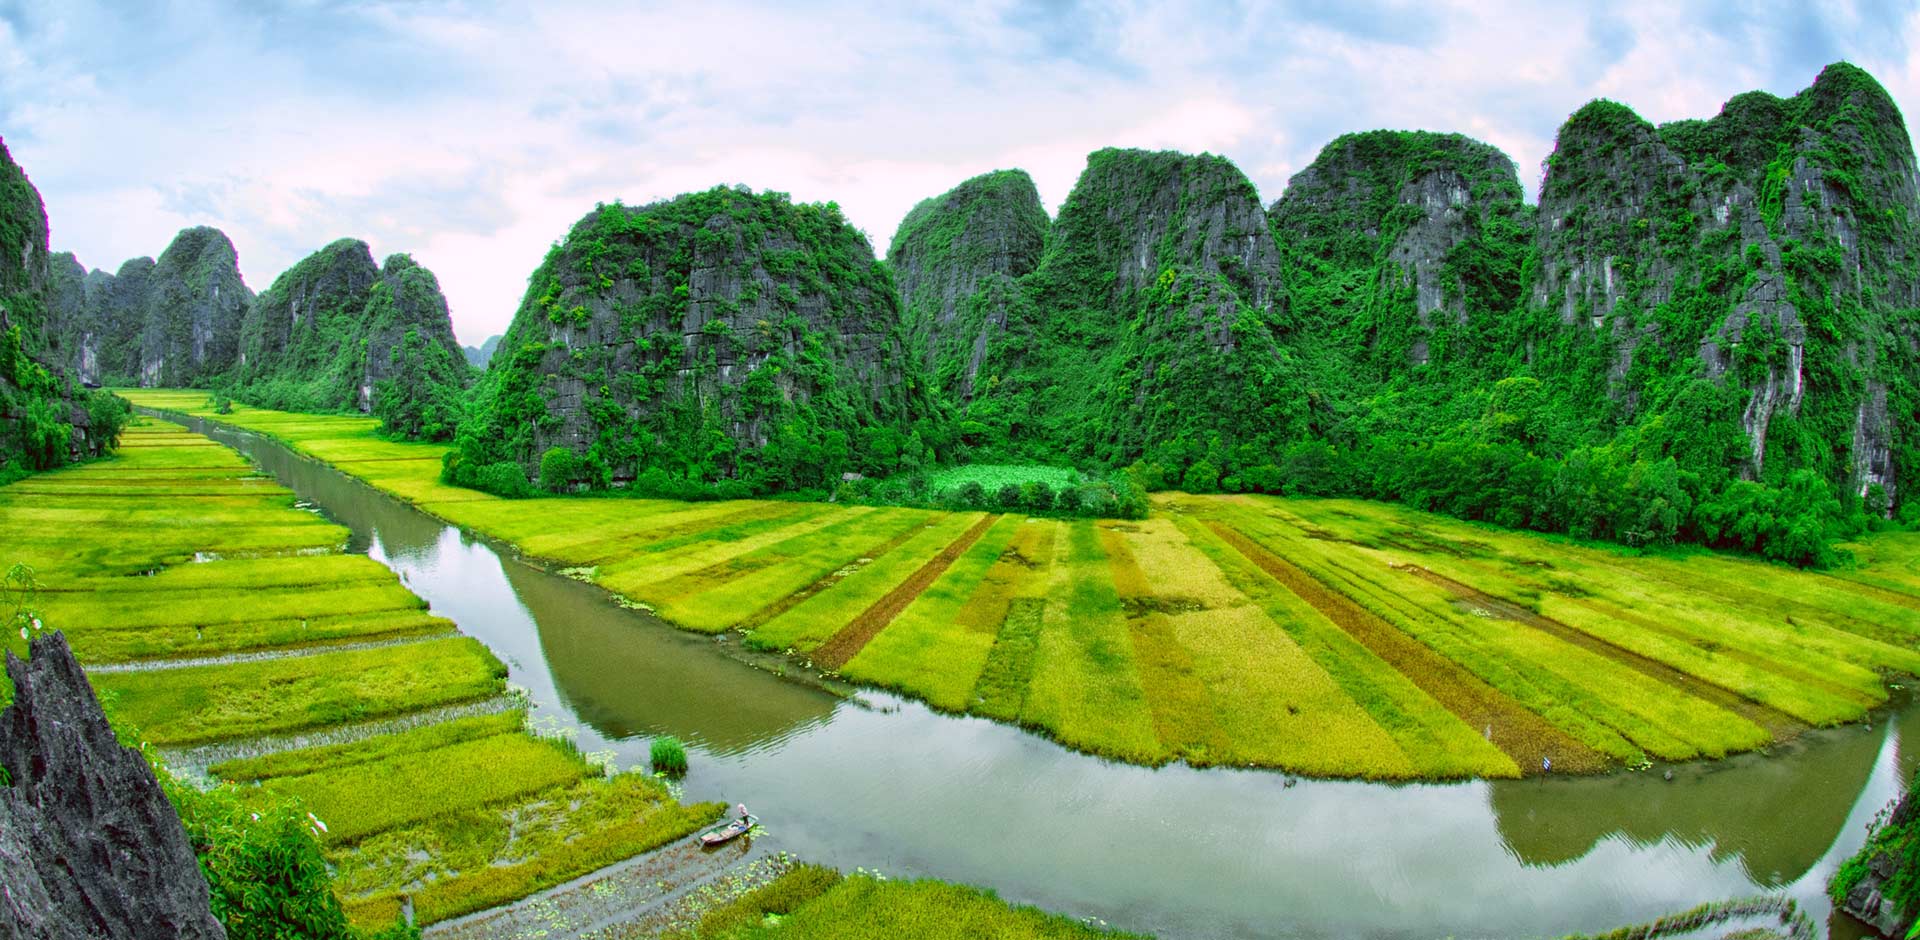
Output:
[951, 480, 987, 509]
[650, 735, 688, 776]
[475, 461, 535, 498]
[165, 773, 419, 940]
[1022, 481, 1055, 513]
[1181, 459, 1221, 493]
[1054, 485, 1083, 514]
[540, 447, 582, 493]
[995, 483, 1023, 510]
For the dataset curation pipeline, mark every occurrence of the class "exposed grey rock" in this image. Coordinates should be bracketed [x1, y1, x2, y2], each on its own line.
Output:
[1533, 64, 1918, 495]
[0, 632, 226, 940]
[1270, 131, 1524, 367]
[486, 187, 921, 478]
[139, 227, 251, 387]
[888, 170, 1048, 400]
[234, 240, 465, 415]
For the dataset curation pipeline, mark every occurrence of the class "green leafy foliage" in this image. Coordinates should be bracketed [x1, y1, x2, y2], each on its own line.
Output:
[452, 187, 936, 497]
[230, 243, 468, 442]
[163, 770, 419, 940]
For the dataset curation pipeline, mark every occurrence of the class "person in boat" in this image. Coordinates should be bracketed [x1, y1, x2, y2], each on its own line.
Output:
[736, 803, 750, 823]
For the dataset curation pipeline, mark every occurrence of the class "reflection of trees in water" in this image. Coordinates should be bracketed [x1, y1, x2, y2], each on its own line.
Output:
[1490, 709, 1903, 886]
[499, 559, 836, 753]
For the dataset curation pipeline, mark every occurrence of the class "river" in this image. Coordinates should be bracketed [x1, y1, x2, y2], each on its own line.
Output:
[180, 414, 1904, 940]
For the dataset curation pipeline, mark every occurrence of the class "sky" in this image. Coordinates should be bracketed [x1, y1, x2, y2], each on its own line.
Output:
[2, 0, 1916, 347]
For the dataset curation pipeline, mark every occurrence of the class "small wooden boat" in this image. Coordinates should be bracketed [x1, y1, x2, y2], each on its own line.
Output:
[699, 814, 757, 847]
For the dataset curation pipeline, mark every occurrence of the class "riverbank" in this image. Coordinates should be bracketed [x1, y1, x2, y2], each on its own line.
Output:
[0, 417, 723, 929]
[120, 388, 1920, 784]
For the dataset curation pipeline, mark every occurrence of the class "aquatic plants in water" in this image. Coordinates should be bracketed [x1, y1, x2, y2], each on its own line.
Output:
[652, 735, 689, 776]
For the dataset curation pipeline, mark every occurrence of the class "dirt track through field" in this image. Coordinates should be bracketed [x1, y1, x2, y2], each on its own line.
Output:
[1405, 565, 1805, 739]
[734, 517, 943, 632]
[1205, 521, 1601, 774]
[812, 514, 1000, 670]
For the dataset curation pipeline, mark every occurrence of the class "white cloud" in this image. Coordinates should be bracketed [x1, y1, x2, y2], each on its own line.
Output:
[1, 0, 1914, 346]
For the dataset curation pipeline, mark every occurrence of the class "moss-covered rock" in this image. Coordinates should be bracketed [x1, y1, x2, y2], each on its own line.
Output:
[456, 187, 933, 493]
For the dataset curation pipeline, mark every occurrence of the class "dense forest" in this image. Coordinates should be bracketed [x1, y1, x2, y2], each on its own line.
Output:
[10, 62, 1914, 565]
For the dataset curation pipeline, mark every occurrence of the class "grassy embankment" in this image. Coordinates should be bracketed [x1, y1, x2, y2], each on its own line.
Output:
[121, 389, 1920, 781]
[0, 416, 721, 928]
[665, 864, 1144, 940]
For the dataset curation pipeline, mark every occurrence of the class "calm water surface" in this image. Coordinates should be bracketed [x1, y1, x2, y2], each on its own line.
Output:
[185, 415, 1905, 940]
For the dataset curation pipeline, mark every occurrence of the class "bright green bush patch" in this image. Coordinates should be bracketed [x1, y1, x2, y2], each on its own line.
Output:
[928, 464, 1082, 493]
[666, 864, 844, 939]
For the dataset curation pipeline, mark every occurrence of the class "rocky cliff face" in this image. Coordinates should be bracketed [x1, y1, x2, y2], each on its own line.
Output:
[0, 137, 106, 468]
[234, 240, 465, 418]
[474, 188, 923, 485]
[1269, 131, 1529, 369]
[1530, 63, 1919, 499]
[965, 148, 1295, 463]
[91, 258, 156, 384]
[0, 632, 226, 940]
[46, 252, 91, 383]
[138, 226, 250, 387]
[887, 169, 1048, 402]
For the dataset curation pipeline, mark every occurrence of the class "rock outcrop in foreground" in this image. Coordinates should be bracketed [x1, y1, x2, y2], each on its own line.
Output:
[0, 632, 225, 940]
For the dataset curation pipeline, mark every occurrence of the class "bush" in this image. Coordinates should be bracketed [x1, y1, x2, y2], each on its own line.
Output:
[475, 461, 535, 498]
[540, 447, 582, 493]
[650, 736, 688, 776]
[164, 773, 418, 940]
[1022, 481, 1055, 513]
[951, 480, 987, 509]
[1181, 459, 1220, 493]
[1054, 485, 1083, 514]
[995, 483, 1023, 511]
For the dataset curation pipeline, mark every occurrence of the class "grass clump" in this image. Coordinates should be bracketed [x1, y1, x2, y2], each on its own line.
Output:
[733, 874, 1148, 939]
[651, 735, 689, 776]
[666, 863, 843, 939]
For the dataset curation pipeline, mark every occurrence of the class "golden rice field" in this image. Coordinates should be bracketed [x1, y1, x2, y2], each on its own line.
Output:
[0, 415, 720, 928]
[121, 389, 1920, 780]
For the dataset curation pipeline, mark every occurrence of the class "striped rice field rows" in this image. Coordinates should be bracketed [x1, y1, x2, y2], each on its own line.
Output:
[119, 389, 1920, 781]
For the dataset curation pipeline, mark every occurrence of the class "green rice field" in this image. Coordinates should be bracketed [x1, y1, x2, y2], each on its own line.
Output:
[120, 389, 1920, 781]
[0, 415, 721, 927]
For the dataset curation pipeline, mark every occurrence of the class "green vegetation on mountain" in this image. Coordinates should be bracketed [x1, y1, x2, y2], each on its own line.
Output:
[0, 137, 126, 477]
[234, 240, 468, 440]
[888, 169, 1049, 403]
[447, 187, 937, 498]
[877, 63, 1915, 566]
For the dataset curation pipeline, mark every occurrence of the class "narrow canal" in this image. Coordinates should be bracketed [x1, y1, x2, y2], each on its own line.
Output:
[179, 414, 1903, 940]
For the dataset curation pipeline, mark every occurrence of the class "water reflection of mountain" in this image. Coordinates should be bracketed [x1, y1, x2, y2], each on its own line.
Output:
[1491, 707, 1911, 886]
[502, 559, 837, 754]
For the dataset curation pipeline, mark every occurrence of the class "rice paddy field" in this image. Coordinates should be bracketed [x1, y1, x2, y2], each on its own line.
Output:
[0, 415, 722, 928]
[120, 389, 1920, 781]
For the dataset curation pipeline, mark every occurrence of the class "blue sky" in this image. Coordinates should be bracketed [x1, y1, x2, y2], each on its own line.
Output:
[2, 0, 1915, 345]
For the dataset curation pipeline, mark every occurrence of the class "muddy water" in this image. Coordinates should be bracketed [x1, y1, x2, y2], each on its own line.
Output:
[188, 415, 1904, 940]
